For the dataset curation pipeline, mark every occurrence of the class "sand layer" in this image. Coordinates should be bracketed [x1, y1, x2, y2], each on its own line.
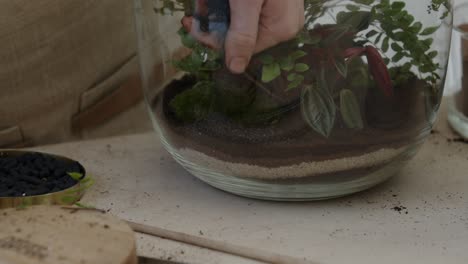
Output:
[176, 146, 406, 180]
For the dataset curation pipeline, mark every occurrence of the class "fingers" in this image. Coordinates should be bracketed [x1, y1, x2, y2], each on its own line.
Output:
[255, 0, 305, 53]
[181, 16, 192, 33]
[191, 19, 223, 49]
[225, 0, 264, 74]
[181, 16, 223, 50]
[185, 0, 306, 74]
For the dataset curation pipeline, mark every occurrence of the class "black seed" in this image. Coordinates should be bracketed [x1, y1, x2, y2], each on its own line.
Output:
[18, 175, 43, 185]
[0, 152, 84, 198]
[54, 168, 65, 178]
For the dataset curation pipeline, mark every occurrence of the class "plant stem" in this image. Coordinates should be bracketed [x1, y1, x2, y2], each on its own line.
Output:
[242, 72, 284, 102]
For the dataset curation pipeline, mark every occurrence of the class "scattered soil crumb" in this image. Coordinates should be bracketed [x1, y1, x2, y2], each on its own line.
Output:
[447, 137, 468, 144]
[392, 206, 408, 214]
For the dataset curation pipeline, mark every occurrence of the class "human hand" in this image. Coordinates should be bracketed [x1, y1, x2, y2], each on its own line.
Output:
[182, 0, 305, 74]
[226, 0, 305, 73]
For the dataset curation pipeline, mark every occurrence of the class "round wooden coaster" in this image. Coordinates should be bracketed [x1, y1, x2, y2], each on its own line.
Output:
[0, 206, 137, 264]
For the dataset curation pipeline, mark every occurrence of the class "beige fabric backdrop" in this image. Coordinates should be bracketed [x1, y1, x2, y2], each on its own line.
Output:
[0, 0, 153, 147]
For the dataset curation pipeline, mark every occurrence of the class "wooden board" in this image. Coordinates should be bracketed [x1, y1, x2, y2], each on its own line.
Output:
[0, 206, 137, 264]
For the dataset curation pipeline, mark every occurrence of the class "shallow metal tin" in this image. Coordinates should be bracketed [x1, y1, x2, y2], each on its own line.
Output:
[0, 150, 86, 209]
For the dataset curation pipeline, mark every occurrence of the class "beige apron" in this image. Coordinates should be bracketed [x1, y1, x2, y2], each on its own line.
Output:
[0, 0, 149, 147]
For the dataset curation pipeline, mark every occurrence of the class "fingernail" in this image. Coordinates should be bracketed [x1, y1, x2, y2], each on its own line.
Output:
[229, 57, 248, 74]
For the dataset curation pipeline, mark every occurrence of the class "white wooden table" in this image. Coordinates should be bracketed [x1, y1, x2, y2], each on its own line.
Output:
[35, 101, 468, 264]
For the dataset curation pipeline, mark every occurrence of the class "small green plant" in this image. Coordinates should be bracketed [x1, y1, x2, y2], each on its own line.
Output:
[155, 0, 451, 137]
[259, 51, 310, 90]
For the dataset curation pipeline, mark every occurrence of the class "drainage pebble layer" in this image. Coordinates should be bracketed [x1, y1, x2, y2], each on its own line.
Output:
[0, 153, 83, 197]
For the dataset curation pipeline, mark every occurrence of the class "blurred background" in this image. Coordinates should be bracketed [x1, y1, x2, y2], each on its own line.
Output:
[0, 0, 155, 148]
[0, 0, 466, 148]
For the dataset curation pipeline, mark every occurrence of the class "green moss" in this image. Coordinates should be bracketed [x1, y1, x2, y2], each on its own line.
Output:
[169, 81, 215, 122]
[169, 79, 289, 126]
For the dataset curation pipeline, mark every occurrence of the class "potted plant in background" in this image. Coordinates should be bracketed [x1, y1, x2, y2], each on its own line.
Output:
[135, 0, 452, 200]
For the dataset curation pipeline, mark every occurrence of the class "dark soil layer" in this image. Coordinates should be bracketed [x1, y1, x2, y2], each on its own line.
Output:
[152, 76, 433, 171]
[0, 152, 84, 198]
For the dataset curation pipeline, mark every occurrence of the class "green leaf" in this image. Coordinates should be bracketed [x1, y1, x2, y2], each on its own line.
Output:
[191, 51, 204, 66]
[391, 43, 402, 52]
[177, 28, 196, 48]
[375, 33, 383, 44]
[295, 63, 310, 73]
[346, 4, 360, 11]
[340, 89, 364, 129]
[402, 62, 412, 72]
[173, 54, 204, 73]
[404, 14, 415, 26]
[392, 52, 404, 62]
[351, 67, 370, 88]
[288, 80, 302, 90]
[287, 75, 305, 90]
[259, 54, 275, 64]
[290, 50, 307, 60]
[353, 0, 374, 5]
[333, 57, 348, 78]
[366, 30, 378, 38]
[301, 75, 336, 138]
[68, 172, 84, 181]
[428, 51, 438, 59]
[421, 63, 437, 73]
[298, 31, 322, 45]
[421, 26, 439, 35]
[411, 22, 423, 33]
[382, 37, 390, 52]
[421, 38, 434, 48]
[262, 63, 281, 83]
[288, 73, 299, 82]
[279, 56, 295, 71]
[393, 31, 405, 41]
[336, 11, 372, 32]
[206, 49, 221, 61]
[391, 1, 405, 11]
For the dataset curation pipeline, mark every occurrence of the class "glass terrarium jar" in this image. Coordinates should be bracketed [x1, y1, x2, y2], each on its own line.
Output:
[135, 0, 452, 200]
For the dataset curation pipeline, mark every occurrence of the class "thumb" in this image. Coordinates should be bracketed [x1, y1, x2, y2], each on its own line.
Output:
[225, 0, 264, 74]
